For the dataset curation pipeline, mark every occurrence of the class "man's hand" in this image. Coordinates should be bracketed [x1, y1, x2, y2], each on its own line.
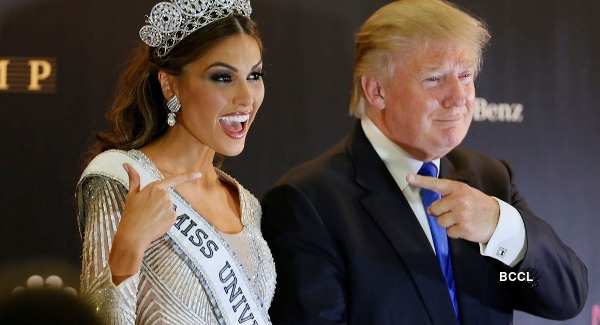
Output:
[407, 174, 500, 244]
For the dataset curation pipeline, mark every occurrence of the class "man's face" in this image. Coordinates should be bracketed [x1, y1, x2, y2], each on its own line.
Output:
[369, 43, 477, 161]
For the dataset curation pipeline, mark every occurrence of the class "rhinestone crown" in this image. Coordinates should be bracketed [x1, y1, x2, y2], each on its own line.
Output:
[139, 0, 252, 58]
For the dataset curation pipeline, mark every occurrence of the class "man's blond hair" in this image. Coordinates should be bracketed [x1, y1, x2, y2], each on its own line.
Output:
[349, 0, 490, 118]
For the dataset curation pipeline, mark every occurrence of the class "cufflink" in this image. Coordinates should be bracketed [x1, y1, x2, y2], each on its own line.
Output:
[496, 247, 507, 257]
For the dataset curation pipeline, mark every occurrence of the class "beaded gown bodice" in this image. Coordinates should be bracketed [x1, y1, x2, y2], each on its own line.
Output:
[77, 150, 276, 324]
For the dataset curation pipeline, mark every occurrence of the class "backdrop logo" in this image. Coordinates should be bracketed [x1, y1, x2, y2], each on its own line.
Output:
[473, 97, 524, 123]
[0, 57, 57, 94]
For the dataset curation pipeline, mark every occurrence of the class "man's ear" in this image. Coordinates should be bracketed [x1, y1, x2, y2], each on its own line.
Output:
[360, 75, 386, 111]
[158, 71, 178, 99]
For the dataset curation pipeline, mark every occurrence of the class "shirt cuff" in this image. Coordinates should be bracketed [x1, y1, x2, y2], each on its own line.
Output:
[479, 197, 526, 267]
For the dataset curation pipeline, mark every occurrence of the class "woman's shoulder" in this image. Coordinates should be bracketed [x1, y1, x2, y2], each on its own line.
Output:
[84, 149, 130, 164]
[215, 169, 262, 225]
[77, 149, 132, 204]
[79, 174, 127, 193]
[78, 149, 138, 189]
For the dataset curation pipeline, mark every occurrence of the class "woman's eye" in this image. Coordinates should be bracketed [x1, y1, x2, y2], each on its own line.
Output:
[248, 71, 264, 81]
[210, 73, 232, 83]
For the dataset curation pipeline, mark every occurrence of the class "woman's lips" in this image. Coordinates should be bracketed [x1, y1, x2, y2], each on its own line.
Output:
[218, 113, 250, 139]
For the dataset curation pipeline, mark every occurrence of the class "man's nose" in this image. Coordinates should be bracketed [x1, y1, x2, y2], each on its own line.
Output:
[442, 76, 467, 109]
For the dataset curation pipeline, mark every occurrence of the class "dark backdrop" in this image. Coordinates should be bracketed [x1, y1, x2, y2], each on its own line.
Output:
[0, 1, 597, 324]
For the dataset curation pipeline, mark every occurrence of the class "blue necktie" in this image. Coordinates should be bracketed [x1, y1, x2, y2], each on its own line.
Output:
[418, 162, 460, 320]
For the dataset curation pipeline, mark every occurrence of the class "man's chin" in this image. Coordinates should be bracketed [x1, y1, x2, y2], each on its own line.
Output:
[427, 148, 453, 161]
[442, 129, 468, 147]
[428, 137, 465, 159]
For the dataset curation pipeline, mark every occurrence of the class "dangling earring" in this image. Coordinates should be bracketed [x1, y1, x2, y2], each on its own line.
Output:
[166, 95, 181, 127]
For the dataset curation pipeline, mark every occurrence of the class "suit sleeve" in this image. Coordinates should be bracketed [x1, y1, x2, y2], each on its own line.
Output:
[261, 184, 348, 325]
[501, 161, 589, 320]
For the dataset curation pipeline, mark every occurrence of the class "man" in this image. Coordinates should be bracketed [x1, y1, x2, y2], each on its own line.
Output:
[261, 0, 588, 324]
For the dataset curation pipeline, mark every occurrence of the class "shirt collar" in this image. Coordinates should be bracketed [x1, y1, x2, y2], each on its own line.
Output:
[360, 117, 440, 191]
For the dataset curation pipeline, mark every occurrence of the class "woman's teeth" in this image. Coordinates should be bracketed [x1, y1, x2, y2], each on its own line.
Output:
[218, 114, 250, 138]
[218, 114, 250, 123]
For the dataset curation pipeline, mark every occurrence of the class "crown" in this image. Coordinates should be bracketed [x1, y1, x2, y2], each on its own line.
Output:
[139, 0, 252, 58]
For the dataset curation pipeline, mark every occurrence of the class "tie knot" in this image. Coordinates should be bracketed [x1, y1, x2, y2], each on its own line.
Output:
[418, 162, 438, 178]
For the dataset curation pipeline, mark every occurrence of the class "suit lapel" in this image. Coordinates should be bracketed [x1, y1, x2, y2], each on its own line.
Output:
[349, 124, 458, 325]
[441, 156, 488, 325]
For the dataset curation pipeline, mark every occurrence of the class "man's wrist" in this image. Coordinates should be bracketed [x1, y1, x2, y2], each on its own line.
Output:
[480, 198, 527, 267]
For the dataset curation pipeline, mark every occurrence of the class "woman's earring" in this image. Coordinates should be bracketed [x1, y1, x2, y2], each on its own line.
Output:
[166, 95, 181, 127]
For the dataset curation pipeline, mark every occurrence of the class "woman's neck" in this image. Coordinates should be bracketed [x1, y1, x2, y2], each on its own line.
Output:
[141, 124, 220, 186]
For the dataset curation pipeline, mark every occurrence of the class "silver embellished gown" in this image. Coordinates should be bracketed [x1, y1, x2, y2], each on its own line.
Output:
[77, 150, 276, 325]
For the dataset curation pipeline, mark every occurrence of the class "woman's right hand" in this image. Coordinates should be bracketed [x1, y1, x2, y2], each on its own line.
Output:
[108, 163, 202, 284]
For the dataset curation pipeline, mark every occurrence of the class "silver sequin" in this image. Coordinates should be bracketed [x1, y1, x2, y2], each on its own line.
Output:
[77, 150, 276, 325]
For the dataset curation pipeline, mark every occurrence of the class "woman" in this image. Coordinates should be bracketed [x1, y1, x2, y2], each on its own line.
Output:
[76, 1, 275, 324]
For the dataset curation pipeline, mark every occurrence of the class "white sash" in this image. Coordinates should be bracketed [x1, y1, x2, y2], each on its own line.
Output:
[79, 150, 271, 325]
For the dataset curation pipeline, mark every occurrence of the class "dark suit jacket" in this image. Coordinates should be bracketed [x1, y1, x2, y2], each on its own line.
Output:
[261, 123, 588, 325]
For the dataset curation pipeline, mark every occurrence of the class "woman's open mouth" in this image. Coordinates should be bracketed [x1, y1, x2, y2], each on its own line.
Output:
[218, 112, 250, 139]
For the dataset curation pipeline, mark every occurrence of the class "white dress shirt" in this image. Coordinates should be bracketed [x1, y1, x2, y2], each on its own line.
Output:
[361, 117, 526, 267]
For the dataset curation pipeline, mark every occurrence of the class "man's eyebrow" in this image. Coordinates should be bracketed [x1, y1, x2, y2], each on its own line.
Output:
[419, 62, 474, 75]
[419, 65, 450, 75]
